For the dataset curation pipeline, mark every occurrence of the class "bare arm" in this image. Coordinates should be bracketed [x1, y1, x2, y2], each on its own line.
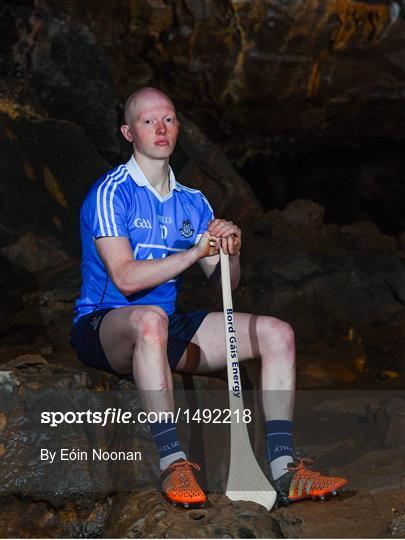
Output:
[96, 232, 216, 296]
[198, 219, 241, 290]
[199, 253, 240, 290]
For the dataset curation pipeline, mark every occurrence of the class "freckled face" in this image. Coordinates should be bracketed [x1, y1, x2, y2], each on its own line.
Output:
[128, 94, 179, 160]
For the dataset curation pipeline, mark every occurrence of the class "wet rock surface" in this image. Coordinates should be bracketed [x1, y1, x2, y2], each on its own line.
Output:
[105, 491, 277, 539]
[389, 511, 405, 537]
[0, 356, 403, 537]
[174, 113, 259, 222]
[0, 495, 113, 539]
[366, 396, 405, 447]
[0, 355, 236, 504]
[0, 112, 109, 258]
[2, 1, 405, 157]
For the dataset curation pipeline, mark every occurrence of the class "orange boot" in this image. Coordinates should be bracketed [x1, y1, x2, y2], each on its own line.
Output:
[273, 458, 347, 506]
[160, 459, 206, 508]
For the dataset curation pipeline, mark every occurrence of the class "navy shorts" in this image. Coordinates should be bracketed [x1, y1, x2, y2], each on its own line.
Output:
[70, 308, 209, 379]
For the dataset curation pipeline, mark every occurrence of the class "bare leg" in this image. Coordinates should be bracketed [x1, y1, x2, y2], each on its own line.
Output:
[176, 312, 296, 421]
[99, 305, 174, 414]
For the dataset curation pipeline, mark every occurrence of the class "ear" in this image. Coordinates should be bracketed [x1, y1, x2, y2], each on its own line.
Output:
[120, 124, 133, 142]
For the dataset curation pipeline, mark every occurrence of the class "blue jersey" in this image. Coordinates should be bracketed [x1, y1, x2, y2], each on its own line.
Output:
[74, 155, 214, 323]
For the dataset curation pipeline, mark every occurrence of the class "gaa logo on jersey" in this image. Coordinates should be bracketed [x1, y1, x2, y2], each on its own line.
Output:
[134, 217, 152, 229]
[179, 219, 194, 238]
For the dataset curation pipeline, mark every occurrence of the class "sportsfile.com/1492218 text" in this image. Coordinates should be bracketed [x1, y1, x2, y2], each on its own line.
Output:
[40, 408, 252, 427]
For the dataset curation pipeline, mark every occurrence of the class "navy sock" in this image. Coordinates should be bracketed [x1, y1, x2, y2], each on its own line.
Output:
[149, 420, 186, 470]
[265, 420, 294, 479]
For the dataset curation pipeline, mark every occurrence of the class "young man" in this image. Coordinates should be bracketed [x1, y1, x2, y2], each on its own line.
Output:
[70, 87, 347, 508]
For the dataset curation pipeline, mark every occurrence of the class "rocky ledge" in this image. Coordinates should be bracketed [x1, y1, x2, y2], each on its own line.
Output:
[0, 355, 403, 538]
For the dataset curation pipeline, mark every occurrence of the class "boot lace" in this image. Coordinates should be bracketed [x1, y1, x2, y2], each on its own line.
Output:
[160, 460, 201, 476]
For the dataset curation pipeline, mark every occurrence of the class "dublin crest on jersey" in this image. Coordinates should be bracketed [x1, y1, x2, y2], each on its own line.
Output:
[179, 219, 194, 238]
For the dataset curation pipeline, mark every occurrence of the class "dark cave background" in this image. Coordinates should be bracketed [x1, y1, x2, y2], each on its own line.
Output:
[2, 0, 405, 237]
[1, 0, 404, 383]
[240, 143, 405, 235]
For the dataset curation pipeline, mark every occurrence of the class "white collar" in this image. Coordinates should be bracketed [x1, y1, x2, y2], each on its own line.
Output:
[125, 155, 181, 197]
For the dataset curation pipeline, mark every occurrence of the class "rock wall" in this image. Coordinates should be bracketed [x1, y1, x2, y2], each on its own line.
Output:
[0, 0, 404, 385]
[0, 355, 404, 537]
[2, 1, 405, 158]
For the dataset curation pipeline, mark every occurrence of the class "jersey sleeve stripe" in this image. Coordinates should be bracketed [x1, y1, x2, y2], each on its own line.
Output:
[102, 176, 114, 236]
[104, 168, 124, 235]
[109, 176, 128, 236]
[96, 166, 126, 237]
[105, 167, 127, 236]
[96, 178, 108, 236]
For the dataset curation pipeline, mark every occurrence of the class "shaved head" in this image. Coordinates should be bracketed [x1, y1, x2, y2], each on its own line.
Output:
[120, 86, 179, 160]
[124, 87, 176, 125]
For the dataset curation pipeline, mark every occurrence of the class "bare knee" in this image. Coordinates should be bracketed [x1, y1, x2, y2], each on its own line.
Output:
[259, 317, 295, 360]
[128, 306, 169, 347]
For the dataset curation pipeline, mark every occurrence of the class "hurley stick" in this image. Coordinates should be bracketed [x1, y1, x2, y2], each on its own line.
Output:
[220, 249, 276, 511]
